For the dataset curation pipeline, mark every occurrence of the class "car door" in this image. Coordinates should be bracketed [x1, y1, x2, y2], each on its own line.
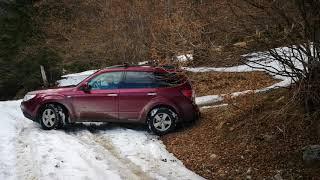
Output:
[71, 71, 123, 121]
[118, 71, 157, 121]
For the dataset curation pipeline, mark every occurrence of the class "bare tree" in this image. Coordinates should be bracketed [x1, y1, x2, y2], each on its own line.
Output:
[229, 0, 320, 112]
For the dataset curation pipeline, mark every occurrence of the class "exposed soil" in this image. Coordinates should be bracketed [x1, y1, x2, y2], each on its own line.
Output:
[188, 71, 279, 96]
[162, 89, 320, 179]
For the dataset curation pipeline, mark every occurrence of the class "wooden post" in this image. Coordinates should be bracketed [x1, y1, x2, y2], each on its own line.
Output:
[40, 65, 48, 87]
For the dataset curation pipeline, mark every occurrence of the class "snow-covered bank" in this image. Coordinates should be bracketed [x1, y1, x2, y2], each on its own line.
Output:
[0, 101, 203, 180]
[188, 48, 298, 107]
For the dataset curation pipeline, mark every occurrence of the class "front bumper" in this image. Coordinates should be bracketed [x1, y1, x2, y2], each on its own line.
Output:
[20, 102, 37, 121]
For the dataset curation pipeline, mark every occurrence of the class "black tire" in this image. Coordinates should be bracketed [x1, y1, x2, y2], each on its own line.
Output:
[148, 107, 177, 135]
[39, 104, 61, 130]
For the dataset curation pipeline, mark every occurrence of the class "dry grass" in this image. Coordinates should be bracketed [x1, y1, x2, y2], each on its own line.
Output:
[188, 71, 279, 96]
[162, 89, 320, 179]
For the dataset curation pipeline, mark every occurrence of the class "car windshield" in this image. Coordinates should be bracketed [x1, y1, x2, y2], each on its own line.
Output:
[74, 70, 101, 87]
[88, 71, 122, 90]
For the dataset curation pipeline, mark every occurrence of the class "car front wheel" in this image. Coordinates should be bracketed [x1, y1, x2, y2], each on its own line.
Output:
[39, 104, 61, 130]
[148, 107, 177, 135]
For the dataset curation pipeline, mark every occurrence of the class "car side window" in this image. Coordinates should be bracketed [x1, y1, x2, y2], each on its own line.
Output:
[120, 71, 156, 89]
[88, 72, 123, 90]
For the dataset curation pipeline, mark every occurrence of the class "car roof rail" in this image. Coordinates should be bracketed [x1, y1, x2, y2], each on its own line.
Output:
[105, 62, 153, 69]
[104, 62, 176, 70]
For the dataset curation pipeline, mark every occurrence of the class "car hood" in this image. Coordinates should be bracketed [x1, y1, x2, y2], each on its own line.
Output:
[28, 87, 75, 95]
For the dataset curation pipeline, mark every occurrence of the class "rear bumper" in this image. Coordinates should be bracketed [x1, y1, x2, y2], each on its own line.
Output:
[193, 103, 201, 121]
[195, 104, 201, 120]
[180, 103, 200, 122]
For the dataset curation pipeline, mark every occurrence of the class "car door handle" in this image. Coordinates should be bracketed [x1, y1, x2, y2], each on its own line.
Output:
[147, 92, 157, 96]
[107, 93, 118, 97]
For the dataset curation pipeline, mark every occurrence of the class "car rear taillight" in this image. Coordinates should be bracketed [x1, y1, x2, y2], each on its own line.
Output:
[181, 89, 195, 102]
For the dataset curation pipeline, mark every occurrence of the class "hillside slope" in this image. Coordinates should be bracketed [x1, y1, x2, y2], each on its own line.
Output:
[162, 89, 320, 179]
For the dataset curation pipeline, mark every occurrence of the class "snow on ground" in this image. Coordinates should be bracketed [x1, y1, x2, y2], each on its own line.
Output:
[195, 95, 224, 107]
[0, 100, 203, 180]
[0, 101, 19, 180]
[200, 104, 229, 110]
[176, 54, 193, 62]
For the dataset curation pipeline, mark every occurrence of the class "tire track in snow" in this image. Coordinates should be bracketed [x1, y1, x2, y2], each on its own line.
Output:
[54, 132, 123, 180]
[66, 129, 153, 180]
[63, 124, 203, 180]
[99, 129, 202, 180]
[10, 111, 122, 179]
[15, 126, 40, 180]
[92, 135, 153, 180]
[2, 104, 40, 180]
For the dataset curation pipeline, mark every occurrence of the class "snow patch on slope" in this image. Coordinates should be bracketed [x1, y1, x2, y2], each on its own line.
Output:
[191, 47, 301, 107]
[176, 54, 193, 62]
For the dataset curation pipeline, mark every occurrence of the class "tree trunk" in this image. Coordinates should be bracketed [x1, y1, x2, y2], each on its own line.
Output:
[40, 65, 48, 87]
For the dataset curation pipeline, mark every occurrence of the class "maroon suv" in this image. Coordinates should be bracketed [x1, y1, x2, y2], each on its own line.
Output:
[20, 65, 199, 135]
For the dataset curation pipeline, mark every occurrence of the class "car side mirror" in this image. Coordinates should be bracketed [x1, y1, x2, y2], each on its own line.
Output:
[80, 82, 91, 92]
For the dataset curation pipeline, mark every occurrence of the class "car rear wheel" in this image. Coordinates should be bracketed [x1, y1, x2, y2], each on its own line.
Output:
[148, 107, 177, 135]
[39, 104, 61, 130]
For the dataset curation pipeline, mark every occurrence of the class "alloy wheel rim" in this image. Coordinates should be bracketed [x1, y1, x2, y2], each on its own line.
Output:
[42, 109, 56, 127]
[153, 113, 172, 132]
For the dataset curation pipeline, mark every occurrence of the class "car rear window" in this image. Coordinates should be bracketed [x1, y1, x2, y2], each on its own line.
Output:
[120, 71, 157, 88]
[154, 72, 186, 87]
